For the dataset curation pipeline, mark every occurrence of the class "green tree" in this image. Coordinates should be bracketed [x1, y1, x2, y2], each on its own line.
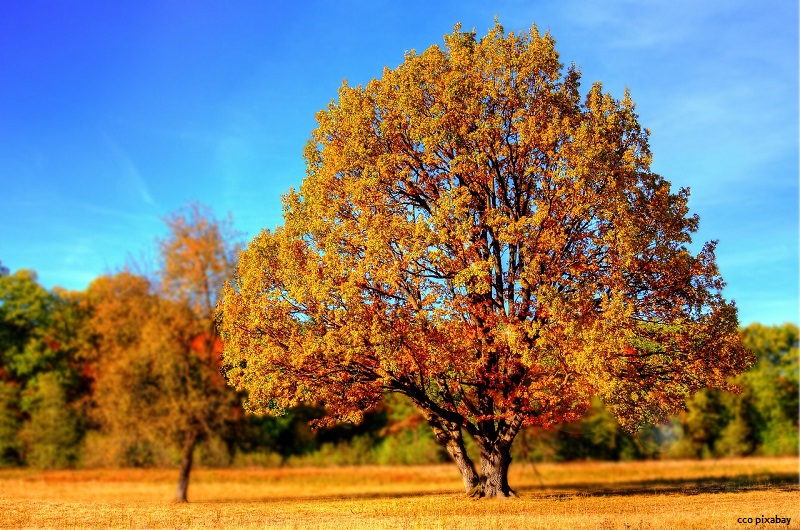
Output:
[671, 388, 728, 458]
[219, 23, 751, 497]
[375, 394, 447, 465]
[714, 400, 753, 457]
[0, 269, 50, 464]
[0, 270, 90, 467]
[739, 323, 798, 455]
[551, 398, 642, 461]
[19, 372, 82, 468]
[669, 323, 797, 458]
[0, 270, 53, 381]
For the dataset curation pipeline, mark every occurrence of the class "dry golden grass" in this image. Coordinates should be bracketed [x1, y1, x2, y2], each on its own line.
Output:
[0, 457, 797, 529]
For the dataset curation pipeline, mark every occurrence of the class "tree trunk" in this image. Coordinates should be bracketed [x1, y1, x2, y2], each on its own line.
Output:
[427, 418, 480, 492]
[424, 410, 523, 498]
[443, 431, 481, 492]
[175, 433, 197, 503]
[473, 443, 516, 498]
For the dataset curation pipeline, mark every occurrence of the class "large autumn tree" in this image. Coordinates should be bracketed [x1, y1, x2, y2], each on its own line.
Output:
[219, 23, 752, 497]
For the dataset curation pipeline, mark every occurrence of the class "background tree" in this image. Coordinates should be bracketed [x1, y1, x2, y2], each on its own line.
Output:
[159, 203, 239, 326]
[672, 322, 798, 458]
[219, 23, 751, 497]
[374, 393, 448, 465]
[87, 204, 242, 501]
[0, 269, 43, 460]
[739, 323, 798, 455]
[0, 270, 90, 468]
[156, 203, 242, 502]
[84, 272, 166, 467]
[0, 270, 53, 382]
[18, 371, 82, 468]
[0, 379, 20, 466]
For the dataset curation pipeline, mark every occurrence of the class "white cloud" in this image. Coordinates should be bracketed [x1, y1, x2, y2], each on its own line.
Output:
[100, 131, 157, 208]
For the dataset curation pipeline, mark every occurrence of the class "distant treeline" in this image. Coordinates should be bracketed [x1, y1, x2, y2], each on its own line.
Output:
[1, 259, 795, 469]
[1, 204, 797, 473]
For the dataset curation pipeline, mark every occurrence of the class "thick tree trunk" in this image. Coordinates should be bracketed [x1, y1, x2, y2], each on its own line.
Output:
[175, 433, 197, 503]
[473, 443, 515, 498]
[423, 409, 523, 498]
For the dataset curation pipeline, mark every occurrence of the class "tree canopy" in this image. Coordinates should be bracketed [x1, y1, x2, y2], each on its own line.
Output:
[220, 22, 752, 498]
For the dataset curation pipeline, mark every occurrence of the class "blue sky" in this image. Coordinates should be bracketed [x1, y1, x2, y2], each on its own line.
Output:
[0, 0, 797, 326]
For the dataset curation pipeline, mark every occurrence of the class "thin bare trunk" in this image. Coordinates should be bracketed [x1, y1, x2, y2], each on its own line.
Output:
[175, 433, 197, 503]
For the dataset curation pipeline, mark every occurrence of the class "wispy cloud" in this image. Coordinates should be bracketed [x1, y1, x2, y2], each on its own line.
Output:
[100, 131, 157, 208]
[78, 201, 160, 227]
[560, 0, 749, 50]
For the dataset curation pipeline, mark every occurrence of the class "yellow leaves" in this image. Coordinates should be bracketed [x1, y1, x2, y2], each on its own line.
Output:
[158, 203, 240, 324]
[453, 259, 493, 295]
[218, 21, 751, 439]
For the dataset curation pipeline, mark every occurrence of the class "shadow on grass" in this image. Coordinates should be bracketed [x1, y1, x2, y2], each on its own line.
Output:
[516, 472, 799, 498]
[205, 489, 457, 504]
[205, 473, 798, 504]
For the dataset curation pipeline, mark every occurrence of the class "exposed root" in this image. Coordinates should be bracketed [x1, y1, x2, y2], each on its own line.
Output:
[466, 485, 518, 500]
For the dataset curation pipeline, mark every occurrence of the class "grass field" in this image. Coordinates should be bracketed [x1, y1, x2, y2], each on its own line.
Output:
[0, 457, 797, 529]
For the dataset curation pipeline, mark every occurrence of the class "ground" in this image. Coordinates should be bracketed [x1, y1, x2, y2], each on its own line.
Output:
[0, 457, 796, 529]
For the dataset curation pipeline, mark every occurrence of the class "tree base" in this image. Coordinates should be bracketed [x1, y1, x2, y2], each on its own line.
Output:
[466, 484, 519, 499]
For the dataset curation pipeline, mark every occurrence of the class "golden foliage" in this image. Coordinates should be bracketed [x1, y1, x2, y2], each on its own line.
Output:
[86, 206, 242, 499]
[218, 22, 752, 496]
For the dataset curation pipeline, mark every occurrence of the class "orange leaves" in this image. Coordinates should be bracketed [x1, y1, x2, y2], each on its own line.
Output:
[219, 22, 751, 447]
[87, 205, 244, 464]
[158, 203, 241, 323]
